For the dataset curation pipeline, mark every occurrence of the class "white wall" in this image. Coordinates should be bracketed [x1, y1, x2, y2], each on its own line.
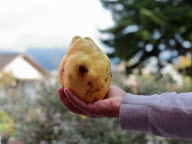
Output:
[3, 56, 43, 80]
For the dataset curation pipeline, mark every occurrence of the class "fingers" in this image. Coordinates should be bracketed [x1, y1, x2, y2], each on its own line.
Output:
[64, 88, 94, 113]
[57, 88, 85, 115]
[58, 88, 101, 118]
[64, 88, 106, 117]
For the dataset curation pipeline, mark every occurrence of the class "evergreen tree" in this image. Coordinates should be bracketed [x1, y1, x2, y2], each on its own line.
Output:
[100, 0, 192, 76]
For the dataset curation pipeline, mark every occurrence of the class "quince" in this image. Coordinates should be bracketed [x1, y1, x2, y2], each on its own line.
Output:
[58, 36, 112, 103]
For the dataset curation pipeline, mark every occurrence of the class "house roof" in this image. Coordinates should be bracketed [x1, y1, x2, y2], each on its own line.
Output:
[0, 53, 46, 75]
[21, 54, 47, 75]
[0, 54, 19, 70]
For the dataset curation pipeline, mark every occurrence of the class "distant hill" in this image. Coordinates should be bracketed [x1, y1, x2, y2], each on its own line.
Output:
[0, 51, 19, 54]
[26, 48, 66, 71]
[0, 49, 118, 71]
[27, 48, 119, 71]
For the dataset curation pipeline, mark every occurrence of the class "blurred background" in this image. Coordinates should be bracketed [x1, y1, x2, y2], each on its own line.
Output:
[0, 0, 191, 143]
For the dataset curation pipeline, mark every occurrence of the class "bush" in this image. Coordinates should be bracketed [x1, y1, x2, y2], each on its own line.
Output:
[1, 78, 148, 144]
[1, 74, 191, 144]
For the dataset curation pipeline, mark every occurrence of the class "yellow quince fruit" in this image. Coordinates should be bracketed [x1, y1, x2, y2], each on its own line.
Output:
[58, 36, 112, 103]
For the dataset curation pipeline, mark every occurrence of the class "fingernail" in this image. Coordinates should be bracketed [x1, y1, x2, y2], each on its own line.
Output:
[64, 88, 72, 97]
[64, 88, 68, 95]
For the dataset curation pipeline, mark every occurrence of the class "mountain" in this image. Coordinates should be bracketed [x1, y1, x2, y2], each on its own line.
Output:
[26, 48, 66, 71]
[27, 48, 119, 71]
[0, 51, 19, 54]
[0, 48, 118, 71]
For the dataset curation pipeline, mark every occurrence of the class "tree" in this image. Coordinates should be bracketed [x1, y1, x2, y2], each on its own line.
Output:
[0, 72, 16, 89]
[0, 110, 15, 142]
[100, 0, 192, 77]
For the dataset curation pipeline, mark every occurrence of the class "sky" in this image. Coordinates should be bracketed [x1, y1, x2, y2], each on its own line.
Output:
[0, 0, 114, 52]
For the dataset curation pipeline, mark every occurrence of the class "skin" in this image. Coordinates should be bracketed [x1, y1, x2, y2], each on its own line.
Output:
[57, 85, 126, 118]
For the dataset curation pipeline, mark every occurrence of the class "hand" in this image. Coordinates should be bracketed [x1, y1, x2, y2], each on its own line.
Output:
[57, 85, 126, 118]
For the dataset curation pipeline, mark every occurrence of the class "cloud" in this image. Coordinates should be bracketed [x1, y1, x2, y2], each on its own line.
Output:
[0, 0, 113, 51]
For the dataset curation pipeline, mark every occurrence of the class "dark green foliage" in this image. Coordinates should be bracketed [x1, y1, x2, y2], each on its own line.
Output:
[100, 0, 192, 76]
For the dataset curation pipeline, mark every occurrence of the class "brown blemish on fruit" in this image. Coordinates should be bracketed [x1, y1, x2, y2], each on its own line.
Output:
[94, 88, 100, 92]
[85, 87, 92, 96]
[85, 81, 94, 96]
[78, 64, 88, 77]
[87, 81, 92, 86]
[105, 78, 107, 82]
[85, 83, 101, 97]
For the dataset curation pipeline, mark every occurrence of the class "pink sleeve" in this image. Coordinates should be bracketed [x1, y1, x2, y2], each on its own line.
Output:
[120, 92, 192, 140]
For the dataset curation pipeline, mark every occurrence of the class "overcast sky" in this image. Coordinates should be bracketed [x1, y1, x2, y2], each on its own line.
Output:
[0, 0, 114, 52]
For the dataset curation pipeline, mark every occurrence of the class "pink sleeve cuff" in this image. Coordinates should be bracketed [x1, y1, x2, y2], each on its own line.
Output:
[120, 93, 154, 133]
[119, 92, 192, 140]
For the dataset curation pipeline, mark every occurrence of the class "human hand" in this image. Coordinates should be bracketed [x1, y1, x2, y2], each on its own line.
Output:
[57, 85, 126, 118]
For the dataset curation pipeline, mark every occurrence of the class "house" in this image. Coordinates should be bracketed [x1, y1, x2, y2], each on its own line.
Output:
[0, 53, 47, 100]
